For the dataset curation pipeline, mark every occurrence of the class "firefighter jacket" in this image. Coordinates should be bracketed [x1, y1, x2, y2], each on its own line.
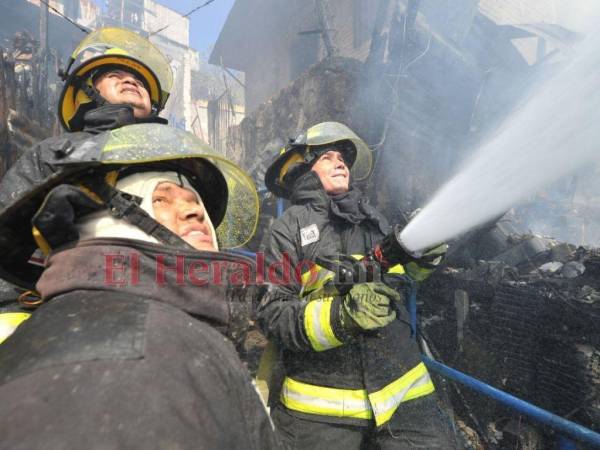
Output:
[257, 172, 436, 427]
[0, 239, 282, 450]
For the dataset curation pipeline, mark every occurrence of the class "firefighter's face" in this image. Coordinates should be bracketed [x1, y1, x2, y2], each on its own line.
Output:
[152, 182, 216, 252]
[93, 69, 152, 118]
[311, 150, 350, 194]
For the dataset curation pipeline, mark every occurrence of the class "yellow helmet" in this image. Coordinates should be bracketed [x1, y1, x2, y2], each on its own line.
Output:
[264, 122, 373, 198]
[58, 27, 173, 131]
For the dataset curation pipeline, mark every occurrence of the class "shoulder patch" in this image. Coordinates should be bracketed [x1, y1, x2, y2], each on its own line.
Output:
[300, 224, 320, 247]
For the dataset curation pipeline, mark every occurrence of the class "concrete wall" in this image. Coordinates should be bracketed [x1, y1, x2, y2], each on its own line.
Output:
[239, 57, 367, 172]
[143, 0, 189, 46]
[239, 0, 376, 113]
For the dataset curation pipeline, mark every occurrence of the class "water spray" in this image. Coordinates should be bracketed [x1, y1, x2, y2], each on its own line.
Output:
[398, 28, 600, 254]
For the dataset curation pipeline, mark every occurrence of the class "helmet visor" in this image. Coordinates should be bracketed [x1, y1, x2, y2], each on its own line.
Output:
[95, 124, 258, 249]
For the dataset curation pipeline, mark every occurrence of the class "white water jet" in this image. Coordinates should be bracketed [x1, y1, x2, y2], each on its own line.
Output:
[400, 28, 600, 253]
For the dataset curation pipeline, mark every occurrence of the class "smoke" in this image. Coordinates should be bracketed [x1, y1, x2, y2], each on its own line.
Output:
[557, 0, 600, 33]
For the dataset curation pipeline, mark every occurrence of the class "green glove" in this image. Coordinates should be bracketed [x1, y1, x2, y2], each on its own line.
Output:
[340, 282, 399, 332]
[405, 243, 448, 281]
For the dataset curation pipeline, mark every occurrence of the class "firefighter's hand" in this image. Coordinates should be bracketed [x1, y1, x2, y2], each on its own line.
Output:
[340, 283, 398, 332]
[405, 243, 448, 281]
[421, 243, 448, 267]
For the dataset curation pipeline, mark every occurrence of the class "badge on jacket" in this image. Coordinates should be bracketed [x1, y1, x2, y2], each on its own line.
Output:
[300, 224, 319, 246]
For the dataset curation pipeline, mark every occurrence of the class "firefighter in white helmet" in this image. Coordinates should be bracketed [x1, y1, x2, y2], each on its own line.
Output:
[0, 124, 282, 449]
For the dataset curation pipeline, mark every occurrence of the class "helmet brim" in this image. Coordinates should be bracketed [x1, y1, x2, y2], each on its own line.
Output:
[0, 124, 259, 288]
[264, 144, 306, 199]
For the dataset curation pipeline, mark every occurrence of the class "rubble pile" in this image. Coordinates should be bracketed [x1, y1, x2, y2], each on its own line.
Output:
[420, 222, 600, 448]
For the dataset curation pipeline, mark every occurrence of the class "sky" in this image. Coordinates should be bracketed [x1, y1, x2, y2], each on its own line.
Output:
[154, 0, 235, 57]
[92, 0, 236, 57]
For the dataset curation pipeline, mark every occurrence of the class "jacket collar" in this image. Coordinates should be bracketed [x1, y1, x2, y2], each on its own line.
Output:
[289, 171, 387, 232]
[36, 238, 254, 327]
[290, 171, 331, 210]
[82, 104, 168, 135]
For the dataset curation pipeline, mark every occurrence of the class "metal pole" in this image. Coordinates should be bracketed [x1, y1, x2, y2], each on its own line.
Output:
[314, 0, 334, 58]
[37, 0, 49, 124]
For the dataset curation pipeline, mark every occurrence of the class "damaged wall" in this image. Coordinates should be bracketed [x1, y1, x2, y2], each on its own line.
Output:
[235, 0, 544, 223]
[238, 57, 368, 179]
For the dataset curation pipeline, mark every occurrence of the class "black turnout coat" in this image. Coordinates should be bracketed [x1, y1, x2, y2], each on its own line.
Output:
[257, 172, 435, 428]
[0, 239, 282, 450]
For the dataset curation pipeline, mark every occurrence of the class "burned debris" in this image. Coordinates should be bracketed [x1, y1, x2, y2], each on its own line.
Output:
[420, 220, 600, 448]
[0, 29, 58, 179]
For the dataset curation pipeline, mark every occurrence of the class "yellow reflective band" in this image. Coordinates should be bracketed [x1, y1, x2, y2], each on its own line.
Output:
[369, 362, 435, 426]
[104, 47, 129, 56]
[387, 263, 405, 274]
[300, 268, 316, 285]
[280, 363, 435, 425]
[0, 312, 31, 344]
[304, 297, 343, 351]
[300, 264, 333, 297]
[281, 377, 372, 420]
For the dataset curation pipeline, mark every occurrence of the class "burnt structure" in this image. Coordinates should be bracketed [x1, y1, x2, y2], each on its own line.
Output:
[0, 38, 54, 178]
[420, 222, 600, 448]
[228, 2, 598, 448]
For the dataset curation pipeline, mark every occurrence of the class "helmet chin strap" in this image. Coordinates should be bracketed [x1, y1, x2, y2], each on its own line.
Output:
[75, 75, 108, 108]
[81, 178, 196, 251]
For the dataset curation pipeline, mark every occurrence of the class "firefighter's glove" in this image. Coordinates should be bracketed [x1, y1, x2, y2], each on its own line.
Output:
[340, 282, 398, 332]
[405, 243, 448, 282]
[421, 243, 448, 267]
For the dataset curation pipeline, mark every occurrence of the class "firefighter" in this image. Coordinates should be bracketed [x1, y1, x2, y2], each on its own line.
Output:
[0, 124, 281, 449]
[57, 26, 173, 132]
[258, 122, 457, 449]
[0, 26, 174, 343]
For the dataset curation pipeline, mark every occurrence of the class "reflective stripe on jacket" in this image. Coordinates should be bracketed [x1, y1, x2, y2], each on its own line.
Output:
[281, 361, 434, 426]
[0, 312, 30, 344]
